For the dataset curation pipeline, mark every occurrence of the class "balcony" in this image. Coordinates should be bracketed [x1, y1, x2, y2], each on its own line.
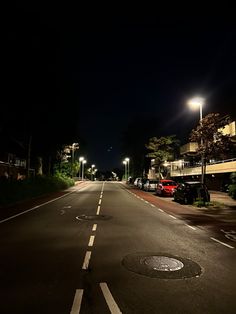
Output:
[171, 158, 236, 177]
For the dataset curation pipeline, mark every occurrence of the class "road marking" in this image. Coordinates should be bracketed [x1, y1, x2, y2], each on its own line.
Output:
[100, 282, 122, 314]
[0, 191, 75, 224]
[92, 224, 97, 231]
[186, 224, 196, 230]
[150, 204, 155, 207]
[100, 195, 103, 199]
[157, 208, 164, 212]
[99, 199, 102, 205]
[63, 205, 72, 208]
[96, 206, 101, 215]
[60, 210, 66, 215]
[82, 251, 92, 269]
[210, 237, 234, 249]
[88, 235, 95, 247]
[145, 201, 149, 204]
[168, 214, 177, 220]
[70, 289, 83, 314]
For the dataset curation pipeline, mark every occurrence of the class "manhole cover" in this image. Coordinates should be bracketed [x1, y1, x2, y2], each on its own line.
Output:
[122, 252, 202, 279]
[141, 256, 184, 272]
[76, 214, 112, 221]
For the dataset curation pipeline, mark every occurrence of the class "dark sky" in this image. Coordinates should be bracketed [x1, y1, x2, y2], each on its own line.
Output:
[1, 5, 236, 171]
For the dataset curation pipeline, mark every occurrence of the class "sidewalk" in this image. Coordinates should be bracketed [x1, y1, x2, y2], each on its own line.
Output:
[209, 190, 236, 208]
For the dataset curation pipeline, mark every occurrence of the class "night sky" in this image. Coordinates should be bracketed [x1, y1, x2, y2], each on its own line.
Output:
[2, 5, 236, 171]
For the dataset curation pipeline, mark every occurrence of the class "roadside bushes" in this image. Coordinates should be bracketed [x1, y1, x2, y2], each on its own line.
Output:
[0, 174, 74, 206]
[228, 172, 236, 200]
[229, 184, 236, 200]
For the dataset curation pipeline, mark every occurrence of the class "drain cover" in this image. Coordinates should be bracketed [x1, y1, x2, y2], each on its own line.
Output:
[76, 214, 111, 221]
[141, 256, 184, 272]
[122, 252, 202, 279]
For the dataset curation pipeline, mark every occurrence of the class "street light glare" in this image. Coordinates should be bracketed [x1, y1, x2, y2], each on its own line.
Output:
[187, 97, 205, 111]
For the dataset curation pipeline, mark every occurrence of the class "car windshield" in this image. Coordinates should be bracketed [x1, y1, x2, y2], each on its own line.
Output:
[162, 181, 177, 186]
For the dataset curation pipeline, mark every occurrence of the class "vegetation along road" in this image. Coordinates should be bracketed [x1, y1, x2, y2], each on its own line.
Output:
[0, 181, 236, 313]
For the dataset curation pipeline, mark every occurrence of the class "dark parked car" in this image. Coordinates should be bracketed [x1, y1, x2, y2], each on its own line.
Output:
[173, 181, 210, 204]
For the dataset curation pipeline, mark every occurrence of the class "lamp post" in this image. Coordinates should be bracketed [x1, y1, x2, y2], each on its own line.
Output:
[125, 157, 130, 181]
[187, 97, 205, 183]
[123, 160, 127, 181]
[82, 159, 87, 181]
[71, 143, 79, 177]
[79, 157, 84, 180]
[91, 164, 95, 181]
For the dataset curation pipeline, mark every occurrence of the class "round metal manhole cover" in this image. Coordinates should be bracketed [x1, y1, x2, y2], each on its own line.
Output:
[76, 214, 112, 221]
[141, 256, 184, 272]
[122, 252, 202, 279]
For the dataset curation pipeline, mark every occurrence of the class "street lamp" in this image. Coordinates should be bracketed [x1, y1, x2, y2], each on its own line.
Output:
[82, 159, 87, 181]
[71, 143, 79, 177]
[79, 157, 84, 180]
[91, 164, 95, 181]
[125, 157, 130, 181]
[123, 160, 127, 181]
[187, 96, 205, 183]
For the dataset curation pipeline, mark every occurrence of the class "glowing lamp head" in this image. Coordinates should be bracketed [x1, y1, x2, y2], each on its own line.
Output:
[187, 97, 205, 111]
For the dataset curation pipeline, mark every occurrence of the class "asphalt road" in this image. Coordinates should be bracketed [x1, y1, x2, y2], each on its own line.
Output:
[0, 182, 236, 314]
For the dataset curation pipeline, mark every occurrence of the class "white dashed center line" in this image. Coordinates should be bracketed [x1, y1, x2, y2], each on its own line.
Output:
[88, 235, 95, 247]
[96, 206, 101, 215]
[92, 224, 97, 231]
[82, 251, 92, 269]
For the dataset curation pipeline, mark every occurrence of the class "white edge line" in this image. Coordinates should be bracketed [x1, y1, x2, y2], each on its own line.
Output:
[82, 251, 92, 269]
[210, 237, 234, 249]
[70, 289, 83, 314]
[186, 224, 196, 230]
[168, 214, 177, 220]
[150, 204, 155, 207]
[157, 208, 164, 212]
[145, 201, 149, 204]
[92, 224, 97, 231]
[88, 235, 95, 247]
[0, 191, 74, 224]
[100, 282, 122, 314]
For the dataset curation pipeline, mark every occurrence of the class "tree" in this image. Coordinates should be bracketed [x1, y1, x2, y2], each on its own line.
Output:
[189, 113, 233, 183]
[145, 135, 180, 179]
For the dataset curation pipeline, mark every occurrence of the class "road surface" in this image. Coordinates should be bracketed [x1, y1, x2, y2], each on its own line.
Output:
[0, 181, 235, 313]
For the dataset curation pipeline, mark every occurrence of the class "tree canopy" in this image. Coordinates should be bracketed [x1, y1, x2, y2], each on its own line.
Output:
[189, 113, 233, 161]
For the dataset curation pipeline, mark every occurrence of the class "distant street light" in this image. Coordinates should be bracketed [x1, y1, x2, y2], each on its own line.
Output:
[125, 157, 130, 180]
[187, 96, 205, 183]
[123, 160, 127, 181]
[70, 142, 79, 177]
[79, 157, 84, 180]
[91, 164, 95, 181]
[82, 159, 87, 181]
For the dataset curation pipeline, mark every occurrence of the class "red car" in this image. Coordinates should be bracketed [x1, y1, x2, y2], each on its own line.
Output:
[156, 179, 178, 196]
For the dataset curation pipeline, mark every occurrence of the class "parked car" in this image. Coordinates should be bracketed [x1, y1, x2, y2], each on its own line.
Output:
[134, 177, 141, 187]
[173, 181, 210, 204]
[156, 179, 178, 196]
[143, 179, 158, 191]
[138, 178, 148, 190]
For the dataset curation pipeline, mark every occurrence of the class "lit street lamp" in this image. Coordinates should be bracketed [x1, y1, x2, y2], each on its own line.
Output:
[70, 143, 79, 177]
[91, 164, 95, 181]
[82, 159, 87, 181]
[123, 160, 127, 181]
[79, 157, 84, 180]
[125, 157, 130, 181]
[187, 96, 205, 183]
